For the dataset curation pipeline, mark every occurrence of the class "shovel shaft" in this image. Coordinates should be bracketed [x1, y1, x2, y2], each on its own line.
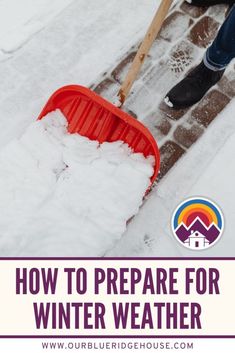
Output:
[118, 0, 173, 106]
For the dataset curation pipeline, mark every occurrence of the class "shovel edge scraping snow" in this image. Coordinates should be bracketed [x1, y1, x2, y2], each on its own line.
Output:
[38, 84, 160, 187]
[38, 0, 173, 191]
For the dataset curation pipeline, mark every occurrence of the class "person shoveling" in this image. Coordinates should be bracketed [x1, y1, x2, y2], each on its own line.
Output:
[165, 0, 235, 109]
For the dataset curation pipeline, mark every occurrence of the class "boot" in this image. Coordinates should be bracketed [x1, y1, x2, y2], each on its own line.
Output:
[164, 61, 225, 109]
[185, 0, 235, 6]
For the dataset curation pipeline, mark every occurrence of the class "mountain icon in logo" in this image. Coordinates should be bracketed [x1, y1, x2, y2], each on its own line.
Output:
[176, 217, 220, 243]
[172, 198, 224, 250]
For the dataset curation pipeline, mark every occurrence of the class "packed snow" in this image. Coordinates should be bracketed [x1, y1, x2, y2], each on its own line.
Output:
[0, 110, 154, 256]
[0, 0, 74, 53]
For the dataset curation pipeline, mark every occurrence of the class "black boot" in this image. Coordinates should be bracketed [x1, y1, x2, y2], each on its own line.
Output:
[185, 0, 235, 6]
[164, 61, 225, 109]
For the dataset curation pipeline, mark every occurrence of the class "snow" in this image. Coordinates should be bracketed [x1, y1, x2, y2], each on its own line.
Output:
[0, 0, 233, 258]
[0, 0, 73, 53]
[0, 0, 162, 152]
[0, 110, 153, 256]
[108, 99, 235, 257]
[164, 96, 174, 108]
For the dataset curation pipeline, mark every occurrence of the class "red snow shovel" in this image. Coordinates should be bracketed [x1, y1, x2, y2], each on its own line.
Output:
[38, 0, 173, 189]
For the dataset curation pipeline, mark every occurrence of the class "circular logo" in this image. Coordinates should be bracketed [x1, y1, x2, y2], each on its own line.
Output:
[171, 197, 224, 250]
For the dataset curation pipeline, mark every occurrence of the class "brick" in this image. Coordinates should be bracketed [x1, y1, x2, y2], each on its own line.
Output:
[154, 117, 172, 136]
[93, 78, 119, 101]
[180, 2, 208, 18]
[158, 101, 188, 121]
[124, 83, 156, 118]
[217, 73, 235, 98]
[174, 124, 204, 148]
[93, 78, 115, 94]
[148, 38, 169, 61]
[143, 58, 183, 99]
[158, 141, 185, 180]
[191, 89, 230, 127]
[111, 39, 168, 85]
[207, 4, 229, 23]
[111, 51, 137, 83]
[188, 16, 220, 48]
[142, 113, 172, 142]
[158, 11, 194, 43]
[169, 40, 201, 75]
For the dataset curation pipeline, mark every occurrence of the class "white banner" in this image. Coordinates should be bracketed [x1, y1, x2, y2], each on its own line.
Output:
[0, 258, 234, 337]
[0, 338, 235, 353]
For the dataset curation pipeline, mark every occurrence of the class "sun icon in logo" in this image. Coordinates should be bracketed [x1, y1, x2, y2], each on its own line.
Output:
[171, 197, 224, 250]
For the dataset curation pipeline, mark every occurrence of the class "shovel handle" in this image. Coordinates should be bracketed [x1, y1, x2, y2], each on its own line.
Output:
[117, 0, 173, 106]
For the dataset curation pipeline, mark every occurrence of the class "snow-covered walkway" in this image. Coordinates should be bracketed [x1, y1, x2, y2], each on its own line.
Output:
[108, 99, 235, 257]
[0, 0, 234, 257]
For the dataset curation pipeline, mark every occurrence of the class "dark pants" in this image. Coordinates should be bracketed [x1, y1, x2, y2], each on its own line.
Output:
[204, 5, 235, 70]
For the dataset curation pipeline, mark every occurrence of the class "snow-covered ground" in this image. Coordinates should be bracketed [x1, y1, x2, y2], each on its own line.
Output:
[108, 99, 235, 257]
[0, 0, 161, 150]
[0, 0, 234, 257]
[0, 0, 73, 53]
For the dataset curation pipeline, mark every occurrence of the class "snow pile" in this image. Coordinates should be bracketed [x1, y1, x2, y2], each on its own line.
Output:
[0, 110, 154, 256]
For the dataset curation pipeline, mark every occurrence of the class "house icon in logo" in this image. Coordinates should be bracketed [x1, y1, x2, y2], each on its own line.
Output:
[184, 230, 210, 249]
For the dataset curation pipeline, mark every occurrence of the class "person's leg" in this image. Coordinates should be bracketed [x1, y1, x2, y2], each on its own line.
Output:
[164, 6, 235, 109]
[204, 5, 235, 70]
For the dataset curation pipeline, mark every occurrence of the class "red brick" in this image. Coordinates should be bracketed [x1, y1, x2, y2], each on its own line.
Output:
[93, 78, 115, 94]
[111, 51, 137, 83]
[174, 124, 204, 148]
[140, 111, 172, 143]
[159, 101, 188, 121]
[188, 16, 220, 48]
[155, 117, 172, 136]
[217, 72, 235, 98]
[148, 38, 169, 62]
[123, 83, 156, 118]
[180, 2, 208, 18]
[169, 40, 201, 75]
[191, 89, 230, 127]
[207, 3, 230, 22]
[143, 57, 188, 101]
[93, 78, 119, 100]
[159, 11, 194, 43]
[158, 141, 185, 180]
